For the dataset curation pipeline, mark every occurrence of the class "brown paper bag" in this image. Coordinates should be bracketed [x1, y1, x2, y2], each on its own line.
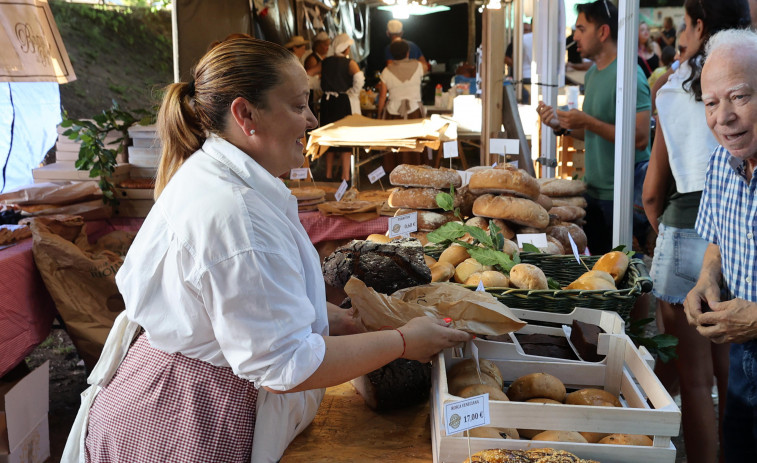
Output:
[28, 215, 135, 369]
[344, 277, 526, 335]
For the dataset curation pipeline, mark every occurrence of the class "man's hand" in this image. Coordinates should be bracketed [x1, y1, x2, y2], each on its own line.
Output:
[536, 102, 559, 130]
[683, 280, 721, 327]
[555, 108, 588, 131]
[694, 298, 757, 344]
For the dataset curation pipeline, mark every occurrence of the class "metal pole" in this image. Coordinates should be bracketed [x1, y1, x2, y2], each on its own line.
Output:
[535, 0, 559, 178]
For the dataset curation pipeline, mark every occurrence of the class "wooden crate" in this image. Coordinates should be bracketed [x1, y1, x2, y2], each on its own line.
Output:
[431, 333, 680, 463]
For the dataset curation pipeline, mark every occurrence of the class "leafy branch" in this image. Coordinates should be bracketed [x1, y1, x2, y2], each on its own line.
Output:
[626, 317, 679, 363]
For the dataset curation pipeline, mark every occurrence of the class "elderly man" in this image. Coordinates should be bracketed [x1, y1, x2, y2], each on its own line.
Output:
[685, 28, 757, 461]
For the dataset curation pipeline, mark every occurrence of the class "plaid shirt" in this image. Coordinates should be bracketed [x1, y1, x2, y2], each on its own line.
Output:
[696, 145, 757, 301]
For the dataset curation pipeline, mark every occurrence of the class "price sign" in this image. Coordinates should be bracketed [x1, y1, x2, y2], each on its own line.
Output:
[490, 138, 520, 155]
[444, 394, 490, 435]
[492, 162, 498, 167]
[334, 180, 348, 202]
[443, 140, 459, 159]
[457, 170, 471, 187]
[516, 233, 549, 251]
[368, 166, 386, 184]
[508, 160, 519, 169]
[290, 167, 308, 180]
[568, 232, 581, 264]
[388, 211, 418, 238]
[475, 280, 485, 292]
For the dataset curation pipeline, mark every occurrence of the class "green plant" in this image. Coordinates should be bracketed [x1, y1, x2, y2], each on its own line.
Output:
[61, 100, 154, 207]
[627, 317, 679, 363]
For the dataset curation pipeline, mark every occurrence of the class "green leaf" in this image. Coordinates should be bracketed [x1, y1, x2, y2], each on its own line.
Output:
[427, 221, 467, 244]
[547, 277, 562, 289]
[512, 252, 521, 264]
[522, 243, 541, 253]
[462, 245, 517, 272]
[435, 192, 454, 212]
[60, 119, 73, 128]
[651, 334, 679, 349]
[465, 226, 493, 248]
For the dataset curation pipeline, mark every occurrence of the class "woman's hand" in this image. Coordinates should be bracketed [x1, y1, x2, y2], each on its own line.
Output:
[327, 303, 366, 336]
[398, 316, 472, 363]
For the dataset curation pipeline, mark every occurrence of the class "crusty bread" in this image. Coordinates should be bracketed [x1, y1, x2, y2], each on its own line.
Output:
[473, 194, 550, 229]
[565, 270, 616, 290]
[536, 193, 553, 211]
[469, 166, 540, 200]
[537, 178, 587, 197]
[366, 234, 394, 244]
[551, 196, 588, 208]
[438, 244, 470, 267]
[507, 372, 566, 402]
[545, 236, 565, 255]
[465, 216, 516, 240]
[457, 383, 509, 401]
[549, 205, 586, 222]
[547, 223, 587, 254]
[394, 208, 456, 232]
[388, 187, 461, 210]
[593, 251, 630, 284]
[448, 358, 504, 389]
[509, 263, 549, 290]
[598, 433, 653, 446]
[290, 186, 325, 201]
[430, 261, 455, 282]
[565, 388, 622, 407]
[531, 430, 588, 443]
[388, 164, 462, 189]
[465, 270, 510, 288]
[454, 258, 490, 284]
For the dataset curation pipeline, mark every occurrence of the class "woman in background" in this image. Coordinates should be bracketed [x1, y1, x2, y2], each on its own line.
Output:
[638, 21, 662, 78]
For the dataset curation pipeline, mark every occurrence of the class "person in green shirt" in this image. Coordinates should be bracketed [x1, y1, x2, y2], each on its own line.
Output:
[537, 0, 652, 254]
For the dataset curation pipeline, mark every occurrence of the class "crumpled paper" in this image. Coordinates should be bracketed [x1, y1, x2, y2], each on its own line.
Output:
[317, 200, 380, 222]
[344, 277, 526, 335]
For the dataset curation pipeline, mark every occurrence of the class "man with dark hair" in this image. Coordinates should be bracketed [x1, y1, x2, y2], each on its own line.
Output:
[384, 19, 428, 73]
[536, 0, 652, 255]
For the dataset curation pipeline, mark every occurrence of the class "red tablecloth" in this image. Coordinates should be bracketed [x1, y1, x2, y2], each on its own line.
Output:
[0, 213, 388, 377]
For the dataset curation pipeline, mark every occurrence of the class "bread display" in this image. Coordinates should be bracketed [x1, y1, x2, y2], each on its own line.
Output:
[506, 373, 566, 402]
[388, 187, 461, 210]
[564, 388, 622, 408]
[548, 206, 586, 222]
[468, 166, 541, 200]
[473, 194, 550, 229]
[537, 178, 587, 197]
[389, 164, 462, 189]
[592, 251, 630, 284]
[598, 433, 653, 446]
[550, 196, 588, 208]
[509, 264, 548, 290]
[531, 430, 588, 443]
[465, 270, 510, 288]
[394, 208, 457, 231]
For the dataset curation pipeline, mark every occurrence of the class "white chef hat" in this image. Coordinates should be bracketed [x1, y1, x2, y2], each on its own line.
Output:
[332, 33, 354, 56]
[387, 19, 403, 34]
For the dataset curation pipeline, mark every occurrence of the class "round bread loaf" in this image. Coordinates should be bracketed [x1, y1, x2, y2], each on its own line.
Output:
[565, 388, 622, 407]
[469, 166, 540, 200]
[549, 205, 586, 222]
[448, 359, 504, 389]
[507, 372, 566, 402]
[389, 164, 462, 189]
[473, 194, 550, 229]
[394, 208, 456, 232]
[465, 270, 510, 288]
[531, 430, 588, 443]
[438, 244, 470, 267]
[551, 196, 588, 208]
[458, 383, 509, 401]
[580, 431, 611, 443]
[536, 194, 553, 211]
[465, 216, 516, 240]
[593, 251, 630, 284]
[537, 178, 587, 197]
[388, 187, 461, 210]
[430, 261, 455, 282]
[547, 223, 587, 253]
[598, 434, 653, 446]
[509, 263, 549, 290]
[502, 239, 519, 257]
[525, 398, 562, 404]
[546, 236, 565, 255]
[465, 426, 519, 440]
[454, 258, 488, 284]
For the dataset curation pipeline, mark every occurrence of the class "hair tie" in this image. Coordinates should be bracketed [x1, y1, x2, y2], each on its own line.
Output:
[187, 79, 196, 97]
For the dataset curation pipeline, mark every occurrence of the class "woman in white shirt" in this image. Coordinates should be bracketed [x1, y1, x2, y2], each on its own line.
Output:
[63, 35, 470, 463]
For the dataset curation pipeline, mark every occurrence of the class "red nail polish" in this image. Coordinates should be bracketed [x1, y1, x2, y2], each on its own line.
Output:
[444, 317, 452, 323]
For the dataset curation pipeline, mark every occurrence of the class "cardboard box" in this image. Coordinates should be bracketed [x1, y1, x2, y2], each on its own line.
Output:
[0, 362, 50, 463]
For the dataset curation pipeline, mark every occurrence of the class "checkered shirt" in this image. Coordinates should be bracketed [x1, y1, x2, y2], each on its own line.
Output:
[696, 145, 757, 301]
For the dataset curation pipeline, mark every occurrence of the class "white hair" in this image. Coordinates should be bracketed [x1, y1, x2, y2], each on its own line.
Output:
[705, 28, 757, 64]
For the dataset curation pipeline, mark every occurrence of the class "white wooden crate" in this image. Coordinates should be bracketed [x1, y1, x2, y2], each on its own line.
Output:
[431, 333, 680, 463]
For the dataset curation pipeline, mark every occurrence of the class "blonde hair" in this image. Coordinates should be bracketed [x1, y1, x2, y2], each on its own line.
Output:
[155, 36, 297, 198]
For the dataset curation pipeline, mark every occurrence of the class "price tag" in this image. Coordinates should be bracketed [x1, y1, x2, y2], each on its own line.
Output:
[290, 167, 308, 180]
[475, 280, 485, 292]
[388, 211, 418, 238]
[504, 139, 519, 154]
[444, 394, 490, 435]
[443, 140, 459, 158]
[508, 160, 519, 169]
[568, 232, 581, 264]
[457, 170, 471, 187]
[490, 138, 506, 155]
[469, 341, 481, 380]
[491, 161, 498, 167]
[368, 166, 386, 184]
[334, 180, 348, 202]
[516, 233, 549, 250]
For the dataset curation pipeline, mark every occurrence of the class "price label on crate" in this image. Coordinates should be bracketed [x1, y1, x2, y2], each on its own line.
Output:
[290, 167, 308, 180]
[388, 211, 418, 238]
[444, 393, 490, 435]
[516, 233, 548, 251]
[443, 140, 459, 158]
[368, 166, 386, 184]
[334, 180, 349, 202]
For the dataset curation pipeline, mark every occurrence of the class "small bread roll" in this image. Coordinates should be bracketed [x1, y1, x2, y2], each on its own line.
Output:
[424, 254, 437, 267]
[566, 270, 616, 290]
[593, 251, 631, 284]
[565, 388, 622, 407]
[454, 258, 484, 284]
[501, 239, 519, 257]
[448, 359, 504, 389]
[465, 270, 510, 288]
[509, 263, 548, 290]
[580, 431, 611, 443]
[531, 430, 588, 443]
[545, 236, 565, 255]
[506, 372, 566, 402]
[466, 426, 519, 439]
[457, 383, 509, 401]
[598, 434, 653, 446]
[438, 244, 470, 267]
[430, 261, 455, 282]
[366, 234, 393, 243]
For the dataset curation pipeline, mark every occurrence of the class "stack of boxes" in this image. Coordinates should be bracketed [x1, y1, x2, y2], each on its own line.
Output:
[114, 124, 160, 217]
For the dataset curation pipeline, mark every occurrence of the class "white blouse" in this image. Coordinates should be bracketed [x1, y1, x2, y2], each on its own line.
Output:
[380, 60, 424, 115]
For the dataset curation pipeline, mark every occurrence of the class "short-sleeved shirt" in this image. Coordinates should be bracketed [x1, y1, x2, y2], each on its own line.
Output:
[582, 59, 651, 200]
[695, 146, 757, 302]
[384, 39, 423, 62]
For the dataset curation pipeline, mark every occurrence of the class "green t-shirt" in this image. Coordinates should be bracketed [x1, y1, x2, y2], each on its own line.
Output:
[582, 60, 651, 200]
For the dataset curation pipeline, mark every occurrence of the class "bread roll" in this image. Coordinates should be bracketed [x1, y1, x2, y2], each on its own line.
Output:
[449, 371, 501, 396]
[531, 430, 588, 443]
[448, 358, 504, 389]
[409, 231, 429, 245]
[551, 195, 588, 208]
[598, 433, 653, 446]
[465, 216, 516, 240]
[593, 251, 631, 284]
[565, 388, 622, 407]
[388, 187, 461, 210]
[547, 223, 587, 254]
[580, 431, 611, 443]
[454, 258, 484, 283]
[395, 208, 456, 232]
[469, 166, 541, 200]
[473, 194, 550, 229]
[509, 263, 549, 290]
[565, 270, 616, 291]
[525, 398, 562, 404]
[366, 234, 394, 244]
[424, 254, 437, 267]
[545, 236, 565, 255]
[438, 244, 470, 267]
[430, 261, 455, 282]
[501, 239, 519, 257]
[549, 205, 586, 222]
[457, 383, 509, 401]
[506, 372, 566, 402]
[537, 178, 587, 197]
[465, 426, 519, 440]
[536, 193, 553, 211]
[389, 164, 462, 189]
[465, 270, 510, 288]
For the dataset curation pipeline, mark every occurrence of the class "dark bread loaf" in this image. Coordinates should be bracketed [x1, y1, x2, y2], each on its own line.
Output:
[515, 333, 579, 360]
[349, 358, 432, 410]
[570, 320, 606, 362]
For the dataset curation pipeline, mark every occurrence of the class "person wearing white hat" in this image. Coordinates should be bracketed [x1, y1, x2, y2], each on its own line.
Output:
[384, 19, 428, 72]
[304, 31, 331, 72]
[284, 35, 309, 62]
[319, 33, 364, 181]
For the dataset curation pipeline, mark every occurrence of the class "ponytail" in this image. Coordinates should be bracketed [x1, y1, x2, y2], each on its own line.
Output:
[155, 81, 204, 199]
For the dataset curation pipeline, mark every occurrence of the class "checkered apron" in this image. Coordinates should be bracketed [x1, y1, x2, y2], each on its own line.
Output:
[84, 333, 258, 462]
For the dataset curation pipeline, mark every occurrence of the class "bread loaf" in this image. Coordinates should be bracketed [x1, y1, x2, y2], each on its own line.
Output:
[598, 434, 653, 446]
[536, 194, 553, 211]
[551, 196, 588, 208]
[469, 166, 540, 200]
[531, 430, 588, 443]
[463, 449, 531, 463]
[593, 251, 630, 284]
[395, 208, 456, 231]
[545, 236, 565, 255]
[509, 263, 549, 290]
[465, 426, 518, 440]
[565, 388, 622, 407]
[565, 270, 616, 291]
[547, 223, 587, 253]
[430, 261, 455, 282]
[389, 164, 462, 189]
[424, 254, 437, 267]
[465, 270, 510, 288]
[366, 234, 394, 244]
[537, 178, 587, 197]
[454, 258, 487, 284]
[438, 244, 470, 267]
[465, 216, 516, 240]
[506, 372, 566, 402]
[388, 187, 461, 210]
[290, 186, 325, 201]
[448, 358, 504, 389]
[549, 205, 586, 222]
[457, 383, 509, 401]
[473, 194, 550, 229]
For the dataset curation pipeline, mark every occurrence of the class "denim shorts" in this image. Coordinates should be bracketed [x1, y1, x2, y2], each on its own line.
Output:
[650, 223, 708, 304]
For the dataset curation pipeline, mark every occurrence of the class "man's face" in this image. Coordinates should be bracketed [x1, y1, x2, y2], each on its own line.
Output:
[315, 39, 330, 55]
[702, 48, 757, 162]
[573, 13, 604, 60]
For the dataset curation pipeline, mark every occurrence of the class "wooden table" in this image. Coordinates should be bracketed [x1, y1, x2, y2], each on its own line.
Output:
[281, 382, 433, 462]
